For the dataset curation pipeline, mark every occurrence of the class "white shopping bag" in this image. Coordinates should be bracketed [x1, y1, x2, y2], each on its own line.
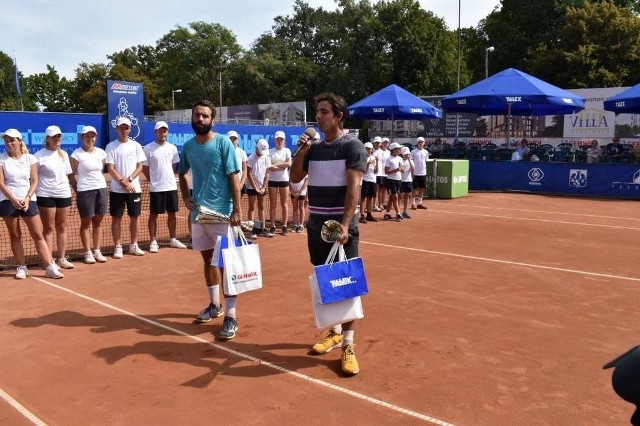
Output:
[308, 242, 364, 329]
[222, 226, 263, 296]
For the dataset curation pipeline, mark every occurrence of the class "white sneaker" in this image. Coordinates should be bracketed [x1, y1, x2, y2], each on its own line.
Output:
[129, 243, 145, 256]
[45, 264, 64, 279]
[57, 256, 75, 269]
[15, 265, 28, 280]
[113, 245, 124, 259]
[93, 250, 107, 263]
[84, 250, 96, 264]
[149, 241, 159, 253]
[169, 238, 187, 249]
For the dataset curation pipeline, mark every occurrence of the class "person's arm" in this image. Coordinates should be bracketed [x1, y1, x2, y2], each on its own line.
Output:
[178, 170, 195, 211]
[142, 165, 150, 181]
[261, 166, 270, 193]
[339, 167, 364, 244]
[228, 172, 242, 226]
[240, 159, 247, 187]
[290, 134, 312, 183]
[0, 166, 21, 208]
[130, 162, 143, 181]
[69, 157, 79, 193]
[373, 157, 379, 174]
[22, 162, 39, 210]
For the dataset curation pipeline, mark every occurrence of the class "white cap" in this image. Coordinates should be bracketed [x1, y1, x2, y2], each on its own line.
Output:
[382, 137, 390, 143]
[2, 128, 22, 139]
[389, 142, 402, 150]
[227, 130, 239, 139]
[154, 121, 169, 130]
[417, 136, 425, 143]
[373, 136, 382, 143]
[274, 130, 285, 140]
[45, 125, 62, 137]
[256, 139, 269, 153]
[364, 142, 373, 149]
[81, 125, 97, 135]
[401, 146, 410, 155]
[116, 117, 131, 127]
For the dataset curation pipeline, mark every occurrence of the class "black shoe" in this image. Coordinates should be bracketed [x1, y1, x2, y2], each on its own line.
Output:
[383, 213, 392, 220]
[395, 214, 403, 222]
[281, 226, 289, 236]
[366, 214, 378, 222]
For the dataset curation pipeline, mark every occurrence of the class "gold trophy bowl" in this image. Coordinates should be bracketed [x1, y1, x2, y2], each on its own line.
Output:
[195, 205, 254, 232]
[320, 219, 343, 243]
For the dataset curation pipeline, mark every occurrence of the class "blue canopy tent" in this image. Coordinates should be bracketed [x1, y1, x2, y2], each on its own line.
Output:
[603, 83, 640, 114]
[348, 84, 442, 140]
[441, 68, 586, 144]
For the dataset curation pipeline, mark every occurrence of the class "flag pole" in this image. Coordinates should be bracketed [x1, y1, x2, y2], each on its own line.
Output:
[12, 43, 24, 111]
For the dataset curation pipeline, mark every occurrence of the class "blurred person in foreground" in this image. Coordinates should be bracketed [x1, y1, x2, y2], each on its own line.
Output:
[291, 93, 367, 375]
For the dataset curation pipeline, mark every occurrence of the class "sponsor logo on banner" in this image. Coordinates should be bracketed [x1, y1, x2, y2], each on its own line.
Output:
[410, 108, 423, 113]
[610, 169, 640, 190]
[562, 98, 574, 104]
[506, 96, 522, 102]
[330, 276, 356, 288]
[373, 108, 385, 113]
[528, 168, 544, 186]
[569, 169, 588, 188]
[456, 99, 467, 105]
[453, 175, 467, 184]
[110, 82, 141, 94]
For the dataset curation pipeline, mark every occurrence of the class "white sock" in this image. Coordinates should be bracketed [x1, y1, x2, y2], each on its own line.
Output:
[207, 285, 221, 306]
[225, 296, 237, 318]
[331, 324, 342, 335]
[342, 330, 355, 346]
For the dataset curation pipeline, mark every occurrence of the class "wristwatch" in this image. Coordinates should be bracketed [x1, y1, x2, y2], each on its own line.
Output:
[127, 176, 133, 183]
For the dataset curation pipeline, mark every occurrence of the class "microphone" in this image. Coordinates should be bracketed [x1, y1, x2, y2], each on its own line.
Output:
[292, 128, 318, 158]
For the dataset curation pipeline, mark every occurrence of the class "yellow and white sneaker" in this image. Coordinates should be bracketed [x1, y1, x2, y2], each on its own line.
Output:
[341, 344, 359, 375]
[312, 330, 343, 354]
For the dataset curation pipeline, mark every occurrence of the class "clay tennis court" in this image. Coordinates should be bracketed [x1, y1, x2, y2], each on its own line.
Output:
[0, 192, 638, 425]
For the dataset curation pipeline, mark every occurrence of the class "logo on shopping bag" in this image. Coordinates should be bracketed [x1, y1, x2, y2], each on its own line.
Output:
[330, 276, 356, 288]
[231, 271, 259, 283]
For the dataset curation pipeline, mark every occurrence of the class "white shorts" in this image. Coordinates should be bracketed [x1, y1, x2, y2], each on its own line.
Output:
[191, 223, 229, 252]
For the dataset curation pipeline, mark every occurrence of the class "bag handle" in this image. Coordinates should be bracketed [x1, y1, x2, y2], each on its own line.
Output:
[324, 242, 345, 265]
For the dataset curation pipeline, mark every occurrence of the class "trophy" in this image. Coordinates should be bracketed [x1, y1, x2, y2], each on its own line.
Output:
[195, 205, 254, 232]
[320, 219, 343, 243]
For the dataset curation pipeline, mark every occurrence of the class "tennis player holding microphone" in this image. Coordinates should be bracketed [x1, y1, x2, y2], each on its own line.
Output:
[290, 93, 367, 375]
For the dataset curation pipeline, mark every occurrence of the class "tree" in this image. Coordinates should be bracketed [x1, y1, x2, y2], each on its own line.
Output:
[67, 62, 110, 113]
[23, 65, 73, 112]
[0, 51, 27, 111]
[156, 22, 243, 109]
[529, 1, 640, 87]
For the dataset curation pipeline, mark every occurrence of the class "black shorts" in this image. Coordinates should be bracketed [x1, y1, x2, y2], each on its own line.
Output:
[77, 189, 108, 218]
[306, 214, 359, 266]
[0, 200, 39, 217]
[109, 192, 142, 217]
[400, 182, 413, 193]
[361, 181, 376, 198]
[150, 190, 179, 214]
[241, 184, 247, 195]
[246, 188, 265, 197]
[412, 175, 427, 189]
[268, 180, 289, 188]
[36, 196, 72, 208]
[376, 176, 386, 185]
[385, 179, 401, 195]
[290, 194, 307, 200]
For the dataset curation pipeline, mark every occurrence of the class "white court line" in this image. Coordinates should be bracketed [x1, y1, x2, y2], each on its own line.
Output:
[362, 241, 640, 283]
[428, 202, 640, 221]
[25, 276, 454, 426]
[427, 209, 640, 231]
[0, 387, 48, 426]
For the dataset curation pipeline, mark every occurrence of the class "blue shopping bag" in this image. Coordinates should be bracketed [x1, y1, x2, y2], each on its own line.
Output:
[313, 243, 368, 304]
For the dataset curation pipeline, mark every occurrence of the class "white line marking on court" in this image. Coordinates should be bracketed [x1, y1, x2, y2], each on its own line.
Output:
[429, 202, 640, 221]
[0, 387, 48, 426]
[427, 209, 640, 231]
[362, 241, 640, 283]
[27, 276, 454, 426]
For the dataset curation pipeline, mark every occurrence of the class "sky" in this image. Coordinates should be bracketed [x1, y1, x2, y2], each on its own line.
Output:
[1, 0, 500, 79]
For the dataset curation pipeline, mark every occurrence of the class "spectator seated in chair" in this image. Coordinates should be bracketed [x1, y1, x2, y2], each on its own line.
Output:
[586, 140, 601, 164]
[606, 137, 627, 163]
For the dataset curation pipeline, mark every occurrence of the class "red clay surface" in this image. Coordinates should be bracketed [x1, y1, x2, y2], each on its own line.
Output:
[1, 192, 639, 425]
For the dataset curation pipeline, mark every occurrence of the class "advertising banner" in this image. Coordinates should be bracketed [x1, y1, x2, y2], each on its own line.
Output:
[106, 80, 144, 143]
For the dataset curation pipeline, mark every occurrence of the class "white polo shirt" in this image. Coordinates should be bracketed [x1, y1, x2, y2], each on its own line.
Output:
[70, 147, 107, 191]
[268, 147, 291, 182]
[0, 153, 38, 201]
[143, 141, 180, 192]
[411, 147, 429, 176]
[34, 148, 72, 198]
[105, 138, 146, 193]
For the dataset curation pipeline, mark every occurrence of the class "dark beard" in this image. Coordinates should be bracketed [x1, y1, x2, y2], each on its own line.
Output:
[191, 121, 212, 135]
